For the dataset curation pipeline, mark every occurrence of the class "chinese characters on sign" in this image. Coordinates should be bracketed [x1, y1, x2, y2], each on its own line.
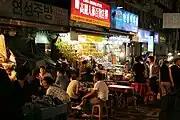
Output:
[0, 0, 68, 26]
[111, 7, 138, 32]
[71, 0, 110, 27]
[138, 29, 159, 43]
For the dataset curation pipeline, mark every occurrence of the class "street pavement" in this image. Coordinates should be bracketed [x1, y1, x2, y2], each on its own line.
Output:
[69, 106, 160, 120]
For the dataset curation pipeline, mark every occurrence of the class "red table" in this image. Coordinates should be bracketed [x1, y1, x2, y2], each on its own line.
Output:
[108, 85, 135, 109]
[108, 85, 134, 93]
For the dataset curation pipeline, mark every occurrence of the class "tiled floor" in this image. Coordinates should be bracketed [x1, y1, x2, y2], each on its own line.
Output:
[69, 106, 160, 120]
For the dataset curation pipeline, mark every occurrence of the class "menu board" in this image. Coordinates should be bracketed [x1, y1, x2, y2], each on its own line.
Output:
[111, 7, 138, 32]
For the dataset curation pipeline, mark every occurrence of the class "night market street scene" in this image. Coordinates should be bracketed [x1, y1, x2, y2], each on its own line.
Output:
[0, 0, 180, 120]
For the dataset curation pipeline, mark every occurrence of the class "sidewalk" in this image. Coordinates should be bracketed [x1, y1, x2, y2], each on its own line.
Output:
[68, 106, 160, 120]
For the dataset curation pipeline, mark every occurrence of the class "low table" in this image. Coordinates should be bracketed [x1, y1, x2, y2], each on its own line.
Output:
[117, 81, 130, 86]
[108, 85, 135, 112]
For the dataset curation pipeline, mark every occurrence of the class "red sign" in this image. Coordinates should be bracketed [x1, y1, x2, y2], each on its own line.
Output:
[71, 0, 110, 27]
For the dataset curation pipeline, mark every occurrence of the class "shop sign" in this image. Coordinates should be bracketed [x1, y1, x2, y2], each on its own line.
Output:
[70, 0, 110, 27]
[109, 36, 130, 43]
[163, 13, 180, 28]
[78, 35, 103, 42]
[159, 33, 166, 42]
[148, 36, 154, 52]
[58, 33, 71, 42]
[138, 29, 159, 43]
[0, 0, 68, 26]
[111, 7, 138, 32]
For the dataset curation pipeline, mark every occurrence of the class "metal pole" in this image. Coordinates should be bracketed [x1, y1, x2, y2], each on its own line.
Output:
[175, 29, 179, 53]
[175, 2, 179, 53]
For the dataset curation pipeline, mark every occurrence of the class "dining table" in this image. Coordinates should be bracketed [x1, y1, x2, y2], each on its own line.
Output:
[108, 85, 136, 113]
[117, 81, 131, 86]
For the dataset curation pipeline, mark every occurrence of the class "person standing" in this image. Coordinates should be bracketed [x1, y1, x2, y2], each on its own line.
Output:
[80, 60, 93, 82]
[148, 56, 160, 95]
[132, 56, 145, 83]
[124, 60, 131, 72]
[169, 58, 180, 90]
[160, 61, 171, 96]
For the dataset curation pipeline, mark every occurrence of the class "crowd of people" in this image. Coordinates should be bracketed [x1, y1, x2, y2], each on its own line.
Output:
[125, 56, 180, 101]
[1, 55, 180, 119]
[0, 60, 109, 119]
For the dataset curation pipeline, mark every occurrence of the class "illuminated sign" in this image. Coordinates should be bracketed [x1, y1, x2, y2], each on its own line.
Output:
[70, 0, 110, 27]
[138, 29, 159, 43]
[111, 7, 138, 32]
[148, 36, 154, 52]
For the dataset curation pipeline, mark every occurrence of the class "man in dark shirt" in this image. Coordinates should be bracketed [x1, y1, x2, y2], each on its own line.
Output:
[170, 58, 180, 89]
[132, 56, 145, 83]
[81, 60, 93, 82]
[55, 69, 69, 91]
[27, 69, 41, 95]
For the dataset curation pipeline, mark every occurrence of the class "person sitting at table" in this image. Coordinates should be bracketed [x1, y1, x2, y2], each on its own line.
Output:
[42, 76, 70, 103]
[72, 72, 109, 113]
[39, 66, 53, 84]
[55, 69, 70, 91]
[66, 72, 81, 102]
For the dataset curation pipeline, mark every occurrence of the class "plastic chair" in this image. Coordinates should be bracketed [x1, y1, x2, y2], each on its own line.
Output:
[91, 101, 108, 120]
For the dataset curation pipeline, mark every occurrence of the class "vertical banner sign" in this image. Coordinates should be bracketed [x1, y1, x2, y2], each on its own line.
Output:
[148, 36, 154, 52]
[71, 0, 110, 27]
[0, 0, 68, 26]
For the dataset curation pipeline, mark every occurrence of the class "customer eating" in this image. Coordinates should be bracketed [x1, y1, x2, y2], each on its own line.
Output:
[42, 76, 70, 104]
[72, 72, 109, 113]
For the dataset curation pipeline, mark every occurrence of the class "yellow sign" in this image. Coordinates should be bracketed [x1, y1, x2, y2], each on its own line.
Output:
[86, 35, 103, 42]
[71, 14, 110, 28]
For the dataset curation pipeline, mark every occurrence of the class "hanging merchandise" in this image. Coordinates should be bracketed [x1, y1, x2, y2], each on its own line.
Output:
[0, 34, 7, 62]
[55, 40, 79, 62]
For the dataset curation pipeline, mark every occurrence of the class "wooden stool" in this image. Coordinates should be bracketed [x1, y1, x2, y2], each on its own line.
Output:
[91, 102, 108, 120]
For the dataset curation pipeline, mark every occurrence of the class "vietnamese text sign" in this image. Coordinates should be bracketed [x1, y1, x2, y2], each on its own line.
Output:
[163, 13, 180, 28]
[71, 0, 110, 27]
[0, 0, 68, 26]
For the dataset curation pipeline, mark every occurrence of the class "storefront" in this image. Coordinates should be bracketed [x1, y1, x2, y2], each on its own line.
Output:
[137, 29, 159, 55]
[56, 31, 131, 69]
[155, 33, 167, 56]
[0, 0, 69, 66]
[110, 6, 138, 63]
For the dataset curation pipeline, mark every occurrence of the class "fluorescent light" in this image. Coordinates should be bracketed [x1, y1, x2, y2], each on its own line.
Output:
[117, 6, 123, 9]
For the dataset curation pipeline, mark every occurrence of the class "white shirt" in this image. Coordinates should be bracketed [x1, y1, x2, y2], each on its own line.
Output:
[93, 81, 109, 101]
[149, 64, 153, 78]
